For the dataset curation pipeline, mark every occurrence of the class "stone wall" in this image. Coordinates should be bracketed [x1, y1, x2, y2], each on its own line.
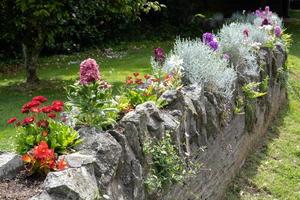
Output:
[30, 44, 287, 200]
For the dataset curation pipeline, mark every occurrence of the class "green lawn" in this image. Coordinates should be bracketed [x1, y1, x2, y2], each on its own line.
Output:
[0, 40, 172, 151]
[225, 22, 300, 199]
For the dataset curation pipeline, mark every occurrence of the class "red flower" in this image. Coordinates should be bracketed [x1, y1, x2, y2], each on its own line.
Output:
[144, 74, 151, 79]
[7, 117, 17, 124]
[133, 72, 139, 77]
[151, 78, 160, 82]
[22, 116, 35, 125]
[135, 78, 143, 85]
[48, 113, 56, 119]
[56, 158, 68, 171]
[37, 120, 49, 128]
[42, 130, 48, 137]
[52, 105, 63, 112]
[22, 154, 32, 163]
[49, 160, 56, 170]
[126, 80, 133, 85]
[32, 96, 48, 103]
[127, 76, 132, 80]
[30, 107, 41, 113]
[27, 101, 41, 108]
[41, 106, 52, 113]
[21, 108, 29, 113]
[52, 100, 64, 107]
[33, 141, 55, 160]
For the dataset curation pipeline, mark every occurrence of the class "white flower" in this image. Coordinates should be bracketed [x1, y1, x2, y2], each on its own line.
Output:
[162, 55, 183, 73]
[251, 42, 262, 50]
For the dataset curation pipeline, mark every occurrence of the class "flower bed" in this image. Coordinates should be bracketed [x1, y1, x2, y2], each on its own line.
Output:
[1, 6, 290, 200]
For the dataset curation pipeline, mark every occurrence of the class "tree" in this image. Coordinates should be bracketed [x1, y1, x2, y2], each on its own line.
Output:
[1, 0, 163, 84]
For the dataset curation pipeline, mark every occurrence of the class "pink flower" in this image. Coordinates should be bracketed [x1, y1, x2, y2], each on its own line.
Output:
[243, 28, 249, 37]
[79, 58, 101, 85]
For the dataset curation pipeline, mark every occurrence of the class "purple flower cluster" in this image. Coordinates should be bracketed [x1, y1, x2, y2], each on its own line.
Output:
[274, 26, 282, 37]
[255, 6, 272, 18]
[202, 32, 219, 51]
[79, 58, 101, 85]
[255, 6, 273, 26]
[154, 47, 165, 63]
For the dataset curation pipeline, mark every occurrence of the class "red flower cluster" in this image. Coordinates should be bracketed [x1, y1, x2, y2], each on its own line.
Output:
[22, 141, 68, 174]
[7, 96, 64, 126]
[125, 72, 154, 85]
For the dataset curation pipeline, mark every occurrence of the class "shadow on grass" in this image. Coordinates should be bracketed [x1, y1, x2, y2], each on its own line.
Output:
[225, 101, 290, 199]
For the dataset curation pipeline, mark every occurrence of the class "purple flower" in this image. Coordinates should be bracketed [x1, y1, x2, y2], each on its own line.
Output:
[261, 18, 270, 26]
[208, 39, 218, 51]
[154, 47, 165, 63]
[274, 26, 282, 37]
[243, 28, 249, 37]
[79, 58, 101, 85]
[223, 53, 230, 61]
[202, 32, 214, 44]
[255, 9, 263, 17]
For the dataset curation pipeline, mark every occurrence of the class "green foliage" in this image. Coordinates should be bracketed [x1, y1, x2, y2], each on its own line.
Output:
[16, 121, 80, 155]
[16, 124, 41, 154]
[242, 81, 268, 132]
[46, 120, 81, 155]
[281, 32, 292, 52]
[119, 73, 169, 110]
[242, 82, 267, 100]
[66, 81, 119, 130]
[260, 76, 270, 93]
[143, 133, 184, 192]
[234, 96, 245, 114]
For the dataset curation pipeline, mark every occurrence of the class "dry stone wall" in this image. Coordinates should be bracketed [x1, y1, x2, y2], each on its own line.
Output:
[30, 44, 287, 200]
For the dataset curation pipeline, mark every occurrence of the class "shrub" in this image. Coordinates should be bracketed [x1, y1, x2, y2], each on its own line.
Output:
[7, 96, 79, 175]
[172, 38, 236, 99]
[6, 97, 80, 155]
[143, 133, 184, 192]
[66, 58, 119, 130]
[119, 72, 168, 110]
[66, 80, 119, 130]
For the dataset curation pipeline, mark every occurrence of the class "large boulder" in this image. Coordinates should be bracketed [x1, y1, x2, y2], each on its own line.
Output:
[0, 152, 23, 179]
[76, 128, 122, 190]
[43, 167, 100, 200]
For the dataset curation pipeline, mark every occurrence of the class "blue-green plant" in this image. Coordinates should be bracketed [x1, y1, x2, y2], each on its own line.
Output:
[172, 38, 237, 99]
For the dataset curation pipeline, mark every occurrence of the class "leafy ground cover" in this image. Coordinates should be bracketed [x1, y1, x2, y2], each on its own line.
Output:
[0, 41, 172, 151]
[225, 21, 300, 200]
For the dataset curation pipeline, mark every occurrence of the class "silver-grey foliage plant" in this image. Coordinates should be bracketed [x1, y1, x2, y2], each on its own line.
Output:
[173, 38, 237, 99]
[218, 23, 270, 76]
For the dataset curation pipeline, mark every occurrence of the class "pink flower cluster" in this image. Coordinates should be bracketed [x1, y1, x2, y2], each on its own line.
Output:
[80, 58, 101, 85]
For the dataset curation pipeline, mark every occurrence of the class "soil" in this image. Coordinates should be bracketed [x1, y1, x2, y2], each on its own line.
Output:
[0, 170, 45, 200]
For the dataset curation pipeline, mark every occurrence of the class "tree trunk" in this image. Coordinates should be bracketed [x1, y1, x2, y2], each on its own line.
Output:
[22, 28, 44, 84]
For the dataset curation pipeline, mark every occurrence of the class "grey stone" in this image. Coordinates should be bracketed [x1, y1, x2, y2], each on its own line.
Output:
[160, 89, 178, 103]
[62, 152, 96, 168]
[0, 152, 23, 179]
[76, 128, 122, 189]
[29, 191, 53, 200]
[44, 167, 100, 200]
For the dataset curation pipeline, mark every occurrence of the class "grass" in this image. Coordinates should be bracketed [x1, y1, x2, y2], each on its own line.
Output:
[225, 22, 300, 199]
[0, 40, 173, 151]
